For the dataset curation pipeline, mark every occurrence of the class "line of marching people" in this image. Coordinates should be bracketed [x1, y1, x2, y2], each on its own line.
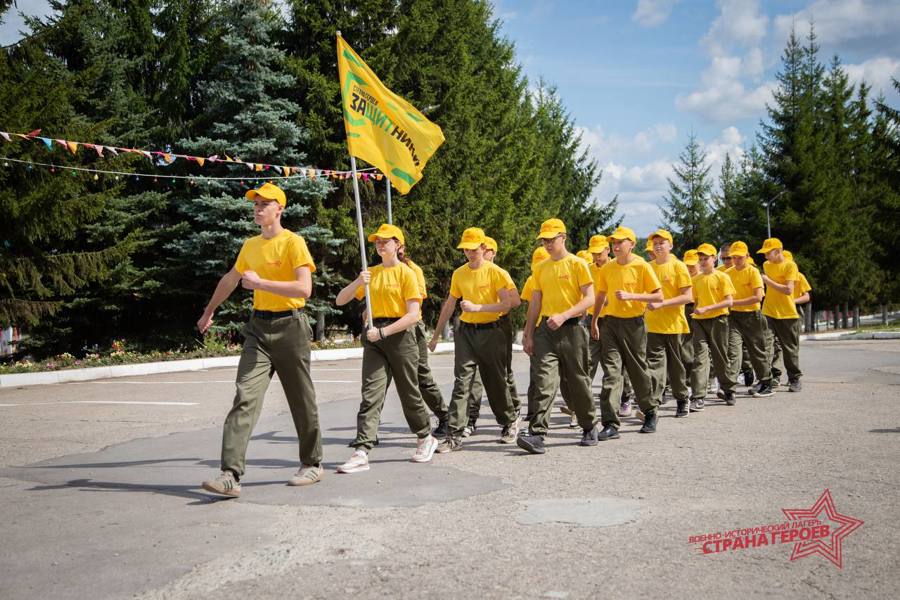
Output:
[198, 184, 808, 496]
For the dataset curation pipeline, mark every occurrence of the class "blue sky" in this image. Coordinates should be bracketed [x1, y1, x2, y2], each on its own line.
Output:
[3, 1, 899, 236]
[493, 0, 900, 235]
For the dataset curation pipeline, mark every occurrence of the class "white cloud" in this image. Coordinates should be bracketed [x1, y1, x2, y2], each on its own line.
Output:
[676, 0, 776, 122]
[577, 123, 678, 165]
[704, 0, 768, 55]
[594, 160, 675, 235]
[632, 0, 679, 27]
[773, 0, 900, 54]
[844, 56, 900, 98]
[701, 126, 747, 179]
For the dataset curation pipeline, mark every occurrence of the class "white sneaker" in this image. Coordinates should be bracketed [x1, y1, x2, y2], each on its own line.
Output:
[412, 434, 438, 463]
[337, 449, 369, 473]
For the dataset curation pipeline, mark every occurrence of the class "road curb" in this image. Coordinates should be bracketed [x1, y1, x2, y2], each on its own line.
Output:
[0, 342, 459, 388]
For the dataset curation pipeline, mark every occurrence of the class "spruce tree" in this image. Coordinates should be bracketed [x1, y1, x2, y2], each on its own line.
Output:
[660, 133, 714, 251]
[167, 0, 339, 339]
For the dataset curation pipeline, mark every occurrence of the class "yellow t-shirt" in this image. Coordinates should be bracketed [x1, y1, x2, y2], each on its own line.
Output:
[594, 255, 661, 319]
[234, 230, 316, 311]
[646, 257, 691, 334]
[762, 260, 800, 319]
[794, 272, 811, 299]
[533, 253, 593, 318]
[521, 275, 536, 302]
[725, 265, 763, 313]
[354, 263, 420, 318]
[587, 260, 610, 315]
[692, 270, 737, 320]
[407, 259, 427, 321]
[716, 264, 728, 272]
[449, 261, 515, 324]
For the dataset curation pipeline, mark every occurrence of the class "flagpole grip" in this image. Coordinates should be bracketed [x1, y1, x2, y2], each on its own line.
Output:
[350, 155, 374, 330]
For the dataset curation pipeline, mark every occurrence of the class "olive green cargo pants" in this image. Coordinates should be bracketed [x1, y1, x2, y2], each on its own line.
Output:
[221, 311, 321, 478]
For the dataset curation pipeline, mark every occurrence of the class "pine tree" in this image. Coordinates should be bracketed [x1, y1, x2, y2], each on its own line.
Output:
[660, 133, 714, 251]
[0, 3, 135, 345]
[869, 82, 900, 304]
[167, 0, 340, 339]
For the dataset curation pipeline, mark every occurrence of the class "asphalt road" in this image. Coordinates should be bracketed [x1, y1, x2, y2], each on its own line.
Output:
[1, 339, 898, 599]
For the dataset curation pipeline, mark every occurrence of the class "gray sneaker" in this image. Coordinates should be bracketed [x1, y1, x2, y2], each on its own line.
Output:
[202, 470, 241, 497]
[288, 464, 323, 486]
[436, 437, 462, 453]
[788, 378, 802, 392]
[689, 398, 705, 412]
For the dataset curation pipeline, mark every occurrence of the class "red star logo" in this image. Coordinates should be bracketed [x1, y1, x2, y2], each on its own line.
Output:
[782, 489, 864, 568]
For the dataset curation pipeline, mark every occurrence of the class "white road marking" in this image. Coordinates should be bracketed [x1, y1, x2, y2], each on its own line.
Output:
[63, 379, 357, 385]
[0, 401, 198, 407]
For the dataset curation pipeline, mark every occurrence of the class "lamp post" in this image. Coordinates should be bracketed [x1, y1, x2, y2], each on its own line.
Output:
[766, 190, 787, 238]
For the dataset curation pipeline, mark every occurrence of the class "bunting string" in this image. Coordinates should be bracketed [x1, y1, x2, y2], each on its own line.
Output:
[0, 129, 384, 180]
[0, 156, 385, 183]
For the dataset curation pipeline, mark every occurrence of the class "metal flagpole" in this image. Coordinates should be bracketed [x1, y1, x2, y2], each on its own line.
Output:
[385, 176, 393, 224]
[350, 155, 374, 330]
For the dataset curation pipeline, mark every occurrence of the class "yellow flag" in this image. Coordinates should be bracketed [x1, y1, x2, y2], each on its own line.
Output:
[337, 34, 444, 194]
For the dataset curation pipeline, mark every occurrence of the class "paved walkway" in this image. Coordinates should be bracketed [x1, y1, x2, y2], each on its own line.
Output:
[1, 340, 898, 599]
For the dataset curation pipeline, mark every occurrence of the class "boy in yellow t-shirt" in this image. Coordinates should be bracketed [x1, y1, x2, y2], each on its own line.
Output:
[759, 238, 803, 392]
[429, 228, 521, 451]
[518, 219, 598, 454]
[690, 243, 738, 409]
[590, 226, 663, 439]
[645, 229, 693, 418]
[462, 236, 522, 436]
[199, 183, 322, 496]
[725, 241, 775, 397]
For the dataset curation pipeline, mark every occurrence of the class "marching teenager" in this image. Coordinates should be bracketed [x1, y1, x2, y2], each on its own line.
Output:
[518, 218, 598, 454]
[335, 223, 438, 473]
[429, 228, 521, 452]
[759, 239, 803, 392]
[645, 230, 693, 418]
[590, 226, 663, 440]
[200, 183, 322, 497]
[399, 245, 450, 437]
[462, 236, 521, 436]
[519, 246, 551, 423]
[724, 241, 775, 398]
[689, 243, 738, 410]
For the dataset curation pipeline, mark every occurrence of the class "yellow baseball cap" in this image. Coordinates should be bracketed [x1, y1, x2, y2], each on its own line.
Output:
[682, 250, 699, 266]
[531, 246, 550, 269]
[783, 250, 794, 262]
[696, 243, 718, 256]
[587, 234, 609, 253]
[645, 240, 655, 252]
[607, 226, 636, 243]
[757, 238, 783, 254]
[576, 250, 592, 262]
[245, 182, 286, 207]
[484, 236, 498, 252]
[649, 229, 673, 244]
[367, 223, 405, 245]
[457, 227, 486, 249]
[728, 240, 749, 257]
[536, 218, 566, 239]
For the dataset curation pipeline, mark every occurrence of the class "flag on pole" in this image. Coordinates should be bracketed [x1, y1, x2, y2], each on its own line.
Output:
[337, 34, 445, 194]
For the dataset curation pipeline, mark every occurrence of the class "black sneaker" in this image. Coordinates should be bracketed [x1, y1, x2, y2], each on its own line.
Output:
[742, 370, 754, 387]
[752, 383, 775, 397]
[675, 400, 689, 417]
[716, 389, 726, 401]
[788, 378, 802, 392]
[639, 410, 658, 433]
[580, 426, 599, 446]
[432, 417, 449, 439]
[517, 434, 546, 454]
[724, 391, 736, 406]
[597, 425, 620, 440]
